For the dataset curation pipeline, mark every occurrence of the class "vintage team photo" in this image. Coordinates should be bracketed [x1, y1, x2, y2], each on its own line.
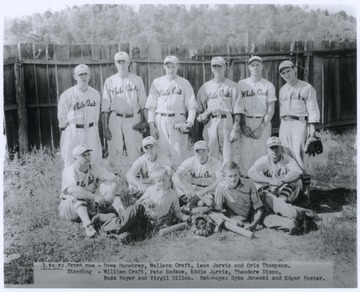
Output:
[2, 2, 357, 288]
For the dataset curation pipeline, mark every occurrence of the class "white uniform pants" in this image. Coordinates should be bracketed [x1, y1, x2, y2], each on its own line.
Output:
[107, 112, 143, 168]
[60, 124, 102, 168]
[202, 113, 234, 164]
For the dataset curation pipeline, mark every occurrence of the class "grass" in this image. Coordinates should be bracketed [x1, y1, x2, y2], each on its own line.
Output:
[3, 127, 357, 287]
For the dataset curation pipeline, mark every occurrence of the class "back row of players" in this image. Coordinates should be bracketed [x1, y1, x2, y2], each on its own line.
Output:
[58, 52, 320, 209]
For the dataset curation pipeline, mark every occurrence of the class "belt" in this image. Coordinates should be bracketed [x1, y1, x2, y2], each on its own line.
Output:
[116, 113, 136, 118]
[246, 115, 262, 119]
[281, 115, 308, 121]
[157, 113, 185, 117]
[211, 114, 227, 119]
[61, 123, 94, 131]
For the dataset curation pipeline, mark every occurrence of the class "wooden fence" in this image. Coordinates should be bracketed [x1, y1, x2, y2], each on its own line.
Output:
[3, 40, 357, 153]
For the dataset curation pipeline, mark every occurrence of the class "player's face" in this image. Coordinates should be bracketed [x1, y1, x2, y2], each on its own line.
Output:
[248, 61, 263, 77]
[224, 168, 240, 189]
[154, 175, 171, 191]
[164, 63, 179, 77]
[144, 144, 157, 159]
[115, 59, 130, 73]
[74, 72, 90, 86]
[267, 145, 282, 161]
[211, 64, 225, 78]
[75, 151, 91, 167]
[280, 67, 297, 84]
[195, 149, 209, 164]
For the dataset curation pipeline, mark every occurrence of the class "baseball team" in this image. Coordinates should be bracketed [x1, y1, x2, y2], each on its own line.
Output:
[57, 52, 320, 239]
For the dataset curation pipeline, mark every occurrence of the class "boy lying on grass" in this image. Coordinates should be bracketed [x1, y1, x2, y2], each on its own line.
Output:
[92, 165, 191, 241]
[58, 144, 125, 238]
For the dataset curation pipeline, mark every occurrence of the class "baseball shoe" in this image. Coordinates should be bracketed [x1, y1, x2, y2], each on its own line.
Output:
[84, 224, 97, 238]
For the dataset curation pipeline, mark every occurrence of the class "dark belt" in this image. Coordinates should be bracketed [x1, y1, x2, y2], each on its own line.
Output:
[61, 123, 94, 131]
[211, 114, 227, 119]
[116, 113, 135, 118]
[281, 115, 308, 121]
[158, 113, 185, 117]
[246, 115, 262, 119]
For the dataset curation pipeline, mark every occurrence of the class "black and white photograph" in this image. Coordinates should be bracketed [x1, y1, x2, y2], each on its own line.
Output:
[1, 0, 358, 289]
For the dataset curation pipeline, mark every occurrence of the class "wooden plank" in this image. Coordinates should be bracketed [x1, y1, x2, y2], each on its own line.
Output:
[48, 65, 58, 104]
[69, 44, 83, 60]
[39, 107, 53, 148]
[99, 45, 108, 60]
[14, 63, 29, 153]
[148, 43, 162, 61]
[56, 65, 73, 96]
[18, 43, 34, 60]
[107, 44, 119, 61]
[120, 43, 130, 54]
[35, 65, 49, 104]
[4, 110, 19, 152]
[339, 55, 356, 120]
[34, 43, 46, 60]
[3, 45, 18, 62]
[26, 107, 40, 148]
[280, 41, 291, 52]
[161, 44, 169, 59]
[130, 44, 141, 60]
[91, 44, 101, 60]
[3, 65, 17, 106]
[82, 44, 92, 60]
[89, 64, 102, 95]
[50, 107, 61, 149]
[47, 44, 55, 60]
[54, 44, 70, 60]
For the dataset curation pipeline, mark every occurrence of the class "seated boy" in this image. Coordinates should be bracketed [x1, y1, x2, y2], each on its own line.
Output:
[93, 166, 191, 239]
[58, 144, 125, 237]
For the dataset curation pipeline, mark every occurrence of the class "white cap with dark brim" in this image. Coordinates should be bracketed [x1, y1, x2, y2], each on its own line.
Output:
[72, 144, 92, 158]
[114, 51, 130, 62]
[279, 60, 295, 72]
[164, 55, 179, 64]
[142, 136, 158, 148]
[74, 64, 90, 75]
[266, 137, 282, 148]
[193, 140, 209, 151]
[248, 56, 262, 64]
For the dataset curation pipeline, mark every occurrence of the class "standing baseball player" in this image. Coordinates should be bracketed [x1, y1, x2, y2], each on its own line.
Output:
[233, 56, 277, 177]
[146, 55, 197, 168]
[102, 51, 147, 171]
[197, 56, 239, 164]
[278, 60, 320, 204]
[57, 64, 102, 168]
[172, 140, 223, 208]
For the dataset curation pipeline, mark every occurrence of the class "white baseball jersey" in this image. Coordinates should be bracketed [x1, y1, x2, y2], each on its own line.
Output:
[197, 79, 238, 114]
[57, 85, 102, 168]
[102, 73, 147, 167]
[146, 75, 197, 115]
[233, 78, 277, 176]
[102, 73, 147, 114]
[61, 163, 116, 198]
[177, 156, 222, 188]
[128, 154, 172, 184]
[279, 80, 320, 123]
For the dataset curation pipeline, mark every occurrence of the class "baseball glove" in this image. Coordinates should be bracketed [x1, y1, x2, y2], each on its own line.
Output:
[174, 122, 192, 134]
[305, 136, 323, 157]
[132, 122, 149, 133]
[191, 213, 216, 237]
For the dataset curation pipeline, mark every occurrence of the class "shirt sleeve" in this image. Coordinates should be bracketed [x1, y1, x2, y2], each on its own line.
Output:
[214, 184, 225, 209]
[233, 83, 245, 115]
[266, 82, 277, 103]
[61, 166, 78, 194]
[249, 181, 263, 210]
[57, 91, 69, 128]
[101, 78, 112, 113]
[137, 77, 147, 110]
[184, 80, 197, 110]
[145, 80, 158, 110]
[196, 85, 207, 114]
[305, 85, 320, 123]
[92, 164, 116, 181]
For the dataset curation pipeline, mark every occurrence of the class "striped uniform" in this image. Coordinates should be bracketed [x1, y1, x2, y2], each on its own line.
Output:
[234, 77, 277, 176]
[197, 79, 239, 163]
[146, 76, 197, 167]
[278, 80, 320, 185]
[102, 73, 147, 166]
[58, 85, 102, 168]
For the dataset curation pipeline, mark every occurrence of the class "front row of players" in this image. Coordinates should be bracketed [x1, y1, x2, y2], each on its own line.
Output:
[59, 137, 318, 238]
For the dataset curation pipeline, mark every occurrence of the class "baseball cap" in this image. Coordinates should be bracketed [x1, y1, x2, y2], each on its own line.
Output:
[164, 55, 179, 65]
[279, 60, 295, 72]
[266, 137, 282, 148]
[248, 56, 262, 64]
[74, 64, 90, 75]
[142, 136, 157, 148]
[72, 144, 92, 158]
[193, 140, 209, 151]
[211, 56, 226, 66]
[114, 51, 130, 62]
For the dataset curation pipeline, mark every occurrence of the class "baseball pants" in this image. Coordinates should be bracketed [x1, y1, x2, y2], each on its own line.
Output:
[155, 114, 189, 168]
[202, 113, 235, 164]
[107, 112, 143, 168]
[279, 120, 311, 179]
[237, 117, 271, 177]
[60, 124, 102, 168]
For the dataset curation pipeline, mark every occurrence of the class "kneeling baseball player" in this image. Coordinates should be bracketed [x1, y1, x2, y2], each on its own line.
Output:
[58, 144, 125, 237]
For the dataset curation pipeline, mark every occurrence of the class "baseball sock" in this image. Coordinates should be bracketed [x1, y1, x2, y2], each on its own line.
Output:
[74, 201, 91, 227]
[112, 195, 125, 216]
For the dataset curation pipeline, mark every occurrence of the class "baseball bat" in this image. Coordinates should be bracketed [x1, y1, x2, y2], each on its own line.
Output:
[224, 222, 254, 239]
[159, 222, 187, 236]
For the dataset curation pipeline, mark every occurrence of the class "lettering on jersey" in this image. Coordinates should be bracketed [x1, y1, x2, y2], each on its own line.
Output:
[73, 99, 97, 111]
[289, 92, 305, 101]
[208, 88, 232, 99]
[191, 171, 211, 179]
[111, 84, 139, 95]
[157, 85, 183, 96]
[76, 176, 99, 192]
[264, 169, 286, 178]
[241, 88, 268, 98]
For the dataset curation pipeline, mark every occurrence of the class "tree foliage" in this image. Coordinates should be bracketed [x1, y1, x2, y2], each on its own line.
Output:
[4, 4, 356, 46]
